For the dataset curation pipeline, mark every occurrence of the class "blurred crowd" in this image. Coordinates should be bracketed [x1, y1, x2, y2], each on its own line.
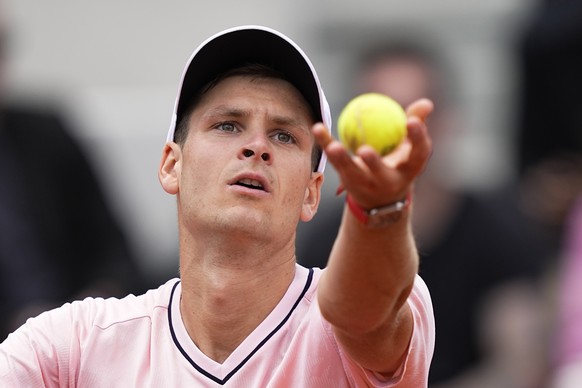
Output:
[2, 0, 582, 387]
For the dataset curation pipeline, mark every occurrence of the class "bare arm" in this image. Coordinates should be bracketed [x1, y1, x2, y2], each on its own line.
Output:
[313, 99, 433, 374]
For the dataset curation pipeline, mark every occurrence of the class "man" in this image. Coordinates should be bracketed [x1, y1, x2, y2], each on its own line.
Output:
[0, 25, 434, 386]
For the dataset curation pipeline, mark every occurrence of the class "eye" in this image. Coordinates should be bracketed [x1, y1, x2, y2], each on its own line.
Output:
[215, 122, 237, 132]
[273, 131, 296, 144]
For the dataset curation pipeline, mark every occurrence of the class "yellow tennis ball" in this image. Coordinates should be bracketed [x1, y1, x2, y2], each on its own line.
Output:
[337, 93, 407, 156]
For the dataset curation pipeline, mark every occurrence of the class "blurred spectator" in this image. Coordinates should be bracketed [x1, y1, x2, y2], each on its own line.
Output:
[296, 35, 551, 385]
[0, 8, 149, 341]
[516, 0, 582, 177]
[441, 278, 550, 388]
[515, 0, 582, 250]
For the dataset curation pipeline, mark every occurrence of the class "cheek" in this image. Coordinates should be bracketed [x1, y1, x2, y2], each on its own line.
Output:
[181, 139, 218, 175]
[285, 183, 306, 206]
[178, 150, 212, 197]
[283, 168, 314, 207]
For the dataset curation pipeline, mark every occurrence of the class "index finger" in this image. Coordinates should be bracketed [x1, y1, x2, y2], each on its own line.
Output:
[406, 98, 434, 123]
[312, 122, 333, 150]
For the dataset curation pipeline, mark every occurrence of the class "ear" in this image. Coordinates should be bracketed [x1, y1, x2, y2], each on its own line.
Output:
[158, 142, 182, 195]
[300, 172, 324, 222]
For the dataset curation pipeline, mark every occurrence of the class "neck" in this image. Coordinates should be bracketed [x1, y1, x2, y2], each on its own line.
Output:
[177, 227, 297, 363]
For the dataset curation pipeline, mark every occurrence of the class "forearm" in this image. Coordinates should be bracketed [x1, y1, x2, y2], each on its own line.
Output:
[318, 204, 418, 334]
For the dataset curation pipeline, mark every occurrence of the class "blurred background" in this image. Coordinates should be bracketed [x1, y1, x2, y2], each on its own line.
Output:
[2, 0, 582, 386]
[1, 0, 534, 275]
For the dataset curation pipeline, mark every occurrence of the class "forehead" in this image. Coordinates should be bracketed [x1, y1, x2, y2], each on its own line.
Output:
[195, 75, 315, 121]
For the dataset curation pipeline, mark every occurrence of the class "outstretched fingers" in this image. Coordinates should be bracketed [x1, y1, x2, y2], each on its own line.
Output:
[313, 123, 356, 173]
[312, 123, 367, 191]
[406, 98, 433, 123]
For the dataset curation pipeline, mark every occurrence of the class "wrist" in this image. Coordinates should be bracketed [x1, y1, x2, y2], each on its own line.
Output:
[346, 192, 412, 227]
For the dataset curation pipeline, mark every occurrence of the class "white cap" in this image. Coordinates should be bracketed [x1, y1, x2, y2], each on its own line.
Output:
[166, 25, 332, 173]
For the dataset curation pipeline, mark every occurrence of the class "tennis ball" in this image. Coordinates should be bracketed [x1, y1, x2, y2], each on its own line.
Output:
[337, 93, 407, 156]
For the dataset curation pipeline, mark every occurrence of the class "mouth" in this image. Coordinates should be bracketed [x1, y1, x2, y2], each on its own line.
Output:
[235, 178, 265, 191]
[229, 173, 271, 193]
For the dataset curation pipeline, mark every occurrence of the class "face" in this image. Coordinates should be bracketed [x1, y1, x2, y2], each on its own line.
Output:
[359, 57, 433, 109]
[159, 75, 323, 243]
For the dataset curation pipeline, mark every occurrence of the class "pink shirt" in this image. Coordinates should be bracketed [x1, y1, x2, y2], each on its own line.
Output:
[0, 264, 434, 387]
[554, 198, 582, 367]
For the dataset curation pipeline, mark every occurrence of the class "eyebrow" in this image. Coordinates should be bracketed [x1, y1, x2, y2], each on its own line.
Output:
[201, 106, 249, 122]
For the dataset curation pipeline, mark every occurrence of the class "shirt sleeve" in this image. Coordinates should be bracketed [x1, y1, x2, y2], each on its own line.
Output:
[386, 274, 435, 386]
[0, 302, 78, 388]
[332, 275, 436, 387]
[553, 198, 582, 368]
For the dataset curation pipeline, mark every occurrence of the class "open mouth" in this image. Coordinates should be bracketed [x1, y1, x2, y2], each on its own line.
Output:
[235, 178, 265, 191]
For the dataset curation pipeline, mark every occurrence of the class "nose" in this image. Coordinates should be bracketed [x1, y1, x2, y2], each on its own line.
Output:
[242, 149, 270, 161]
[240, 132, 272, 164]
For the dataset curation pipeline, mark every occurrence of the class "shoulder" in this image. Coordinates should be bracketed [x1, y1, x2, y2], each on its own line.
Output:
[72, 278, 179, 328]
[0, 280, 179, 386]
[4, 279, 178, 346]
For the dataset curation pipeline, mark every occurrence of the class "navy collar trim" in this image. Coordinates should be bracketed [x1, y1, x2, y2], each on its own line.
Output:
[167, 268, 314, 385]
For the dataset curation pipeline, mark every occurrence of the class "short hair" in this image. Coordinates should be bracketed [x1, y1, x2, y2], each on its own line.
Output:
[174, 63, 322, 172]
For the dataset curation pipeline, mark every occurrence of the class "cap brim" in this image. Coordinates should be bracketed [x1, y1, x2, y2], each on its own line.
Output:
[168, 25, 331, 173]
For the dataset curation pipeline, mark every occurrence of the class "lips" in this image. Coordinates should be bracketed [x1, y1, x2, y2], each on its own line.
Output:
[236, 178, 264, 190]
[229, 173, 271, 193]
